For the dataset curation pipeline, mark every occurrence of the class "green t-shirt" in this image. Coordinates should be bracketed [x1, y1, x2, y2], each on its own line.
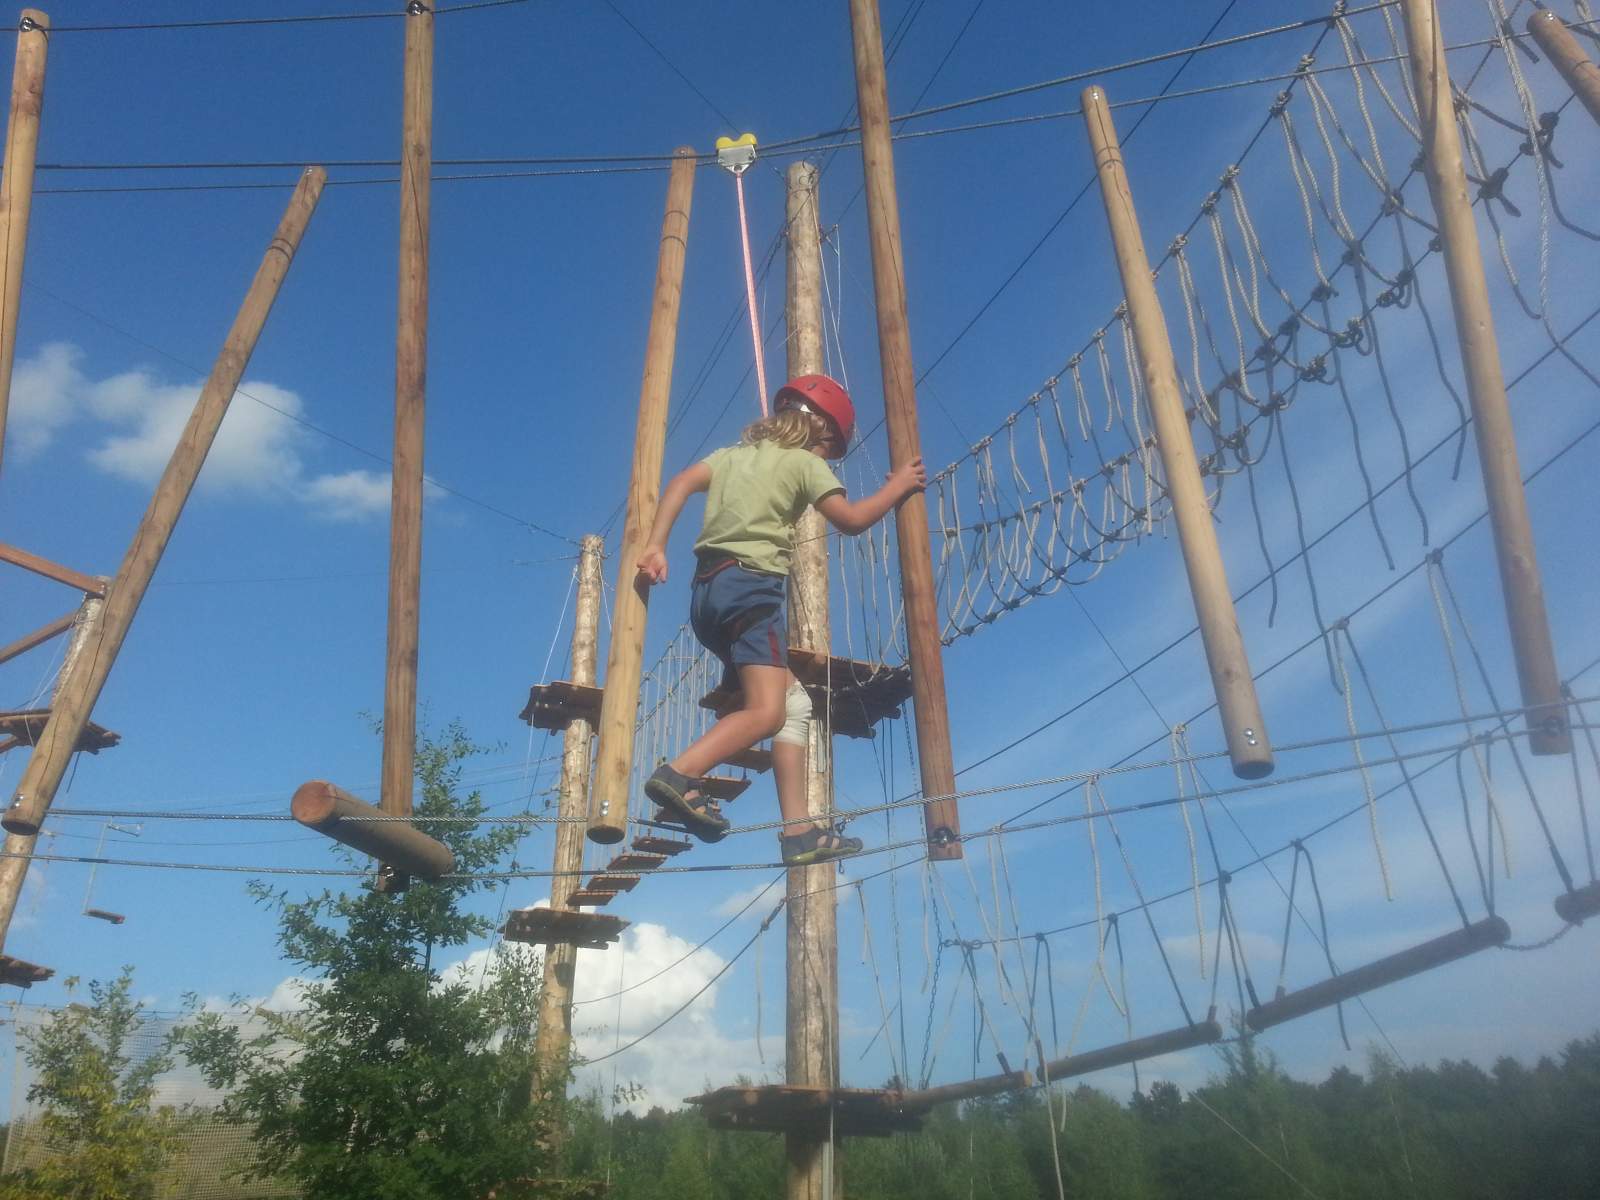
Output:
[694, 442, 845, 577]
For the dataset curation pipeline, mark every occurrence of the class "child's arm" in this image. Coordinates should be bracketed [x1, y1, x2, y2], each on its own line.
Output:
[814, 457, 927, 535]
[636, 461, 713, 584]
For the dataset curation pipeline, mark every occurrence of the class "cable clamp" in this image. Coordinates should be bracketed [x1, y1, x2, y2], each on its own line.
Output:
[715, 132, 758, 176]
[406, 1, 431, 14]
[18, 15, 38, 32]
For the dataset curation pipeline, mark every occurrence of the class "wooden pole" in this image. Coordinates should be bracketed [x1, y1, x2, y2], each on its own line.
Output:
[535, 533, 605, 1112]
[289, 781, 454, 880]
[1399, 0, 1570, 756]
[1527, 9, 1600, 127]
[380, 0, 434, 853]
[0, 10, 48, 483]
[587, 148, 697, 845]
[0, 589, 102, 953]
[1043, 1018, 1225, 1081]
[784, 159, 841, 1200]
[1081, 86, 1275, 781]
[2, 167, 327, 837]
[846, 0, 962, 858]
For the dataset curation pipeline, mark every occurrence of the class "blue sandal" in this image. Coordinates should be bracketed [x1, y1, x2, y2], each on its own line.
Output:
[781, 824, 863, 866]
[645, 763, 731, 842]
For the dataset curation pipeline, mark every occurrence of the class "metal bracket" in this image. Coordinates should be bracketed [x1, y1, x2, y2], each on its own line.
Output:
[715, 132, 758, 176]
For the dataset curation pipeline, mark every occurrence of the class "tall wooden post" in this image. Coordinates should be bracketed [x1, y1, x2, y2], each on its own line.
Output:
[587, 149, 697, 844]
[1081, 87, 1275, 780]
[784, 160, 840, 1200]
[1527, 10, 1600, 128]
[0, 589, 102, 952]
[380, 0, 434, 859]
[846, 0, 962, 859]
[1400, 0, 1570, 755]
[2, 168, 327, 838]
[0, 10, 49, 482]
[535, 534, 604, 1107]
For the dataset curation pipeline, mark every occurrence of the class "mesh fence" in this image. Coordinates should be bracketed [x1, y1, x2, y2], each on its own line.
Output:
[3, 1004, 298, 1200]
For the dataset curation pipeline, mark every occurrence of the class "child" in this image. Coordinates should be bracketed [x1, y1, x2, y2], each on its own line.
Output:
[635, 374, 927, 866]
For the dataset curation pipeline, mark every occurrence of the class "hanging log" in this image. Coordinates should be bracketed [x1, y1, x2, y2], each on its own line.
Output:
[1246, 916, 1510, 1031]
[290, 780, 454, 880]
[1399, 0, 1569, 756]
[894, 1067, 1035, 1109]
[0, 9, 49, 482]
[587, 147, 697, 845]
[1082, 85, 1273, 781]
[1526, 9, 1600, 127]
[3, 168, 326, 838]
[1554, 880, 1600, 925]
[1043, 1018, 1224, 1082]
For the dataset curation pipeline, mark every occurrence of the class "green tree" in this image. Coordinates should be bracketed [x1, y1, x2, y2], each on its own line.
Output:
[3, 967, 186, 1200]
[176, 722, 557, 1200]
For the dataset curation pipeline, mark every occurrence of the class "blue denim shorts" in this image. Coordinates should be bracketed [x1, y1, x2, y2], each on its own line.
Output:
[690, 557, 789, 690]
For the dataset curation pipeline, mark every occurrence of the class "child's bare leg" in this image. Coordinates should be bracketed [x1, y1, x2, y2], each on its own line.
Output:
[772, 738, 810, 835]
[669, 664, 789, 781]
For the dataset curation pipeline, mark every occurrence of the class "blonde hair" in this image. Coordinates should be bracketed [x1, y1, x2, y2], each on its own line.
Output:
[740, 408, 829, 451]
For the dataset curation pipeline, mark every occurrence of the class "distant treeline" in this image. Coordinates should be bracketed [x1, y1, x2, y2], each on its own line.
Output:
[564, 1032, 1600, 1200]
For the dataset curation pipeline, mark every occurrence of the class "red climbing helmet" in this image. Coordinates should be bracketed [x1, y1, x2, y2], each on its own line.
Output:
[774, 374, 855, 457]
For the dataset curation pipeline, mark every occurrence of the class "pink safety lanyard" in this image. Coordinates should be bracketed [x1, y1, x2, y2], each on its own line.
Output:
[733, 169, 769, 416]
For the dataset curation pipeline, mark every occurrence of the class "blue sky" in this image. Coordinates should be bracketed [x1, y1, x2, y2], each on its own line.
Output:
[3, 0, 1599, 1118]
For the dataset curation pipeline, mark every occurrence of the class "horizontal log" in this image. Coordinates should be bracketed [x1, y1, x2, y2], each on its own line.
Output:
[0, 611, 76, 668]
[1555, 881, 1600, 926]
[895, 1068, 1034, 1109]
[0, 542, 105, 596]
[290, 780, 454, 880]
[1043, 1019, 1224, 1081]
[1247, 917, 1510, 1031]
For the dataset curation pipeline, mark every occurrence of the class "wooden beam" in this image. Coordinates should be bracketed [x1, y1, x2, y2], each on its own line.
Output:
[1043, 1018, 1224, 1082]
[0, 610, 77, 668]
[0, 544, 105, 597]
[0, 10, 48, 482]
[1, 168, 326, 839]
[1527, 9, 1600, 127]
[380, 0, 434, 841]
[895, 1067, 1035, 1109]
[1082, 85, 1274, 781]
[1399, 0, 1569, 756]
[846, 0, 961, 858]
[1246, 918, 1509, 1031]
[587, 148, 697, 845]
[290, 780, 454, 880]
[784, 157, 842, 1200]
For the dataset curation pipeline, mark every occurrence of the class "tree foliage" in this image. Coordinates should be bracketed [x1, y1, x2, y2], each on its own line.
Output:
[1, 967, 186, 1200]
[176, 723, 559, 1200]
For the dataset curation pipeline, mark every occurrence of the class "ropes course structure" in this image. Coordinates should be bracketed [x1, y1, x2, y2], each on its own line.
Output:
[1, 0, 1598, 1192]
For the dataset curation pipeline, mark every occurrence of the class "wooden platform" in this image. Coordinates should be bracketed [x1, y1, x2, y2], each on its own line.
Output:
[631, 835, 691, 857]
[722, 746, 772, 772]
[586, 874, 640, 894]
[0, 954, 53, 989]
[606, 852, 668, 873]
[517, 680, 603, 732]
[697, 775, 751, 802]
[565, 888, 616, 908]
[84, 908, 126, 924]
[688, 1085, 927, 1137]
[502, 906, 628, 949]
[0, 710, 120, 755]
[701, 649, 911, 739]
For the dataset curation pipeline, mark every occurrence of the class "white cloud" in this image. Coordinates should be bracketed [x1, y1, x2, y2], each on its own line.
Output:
[8, 342, 437, 524]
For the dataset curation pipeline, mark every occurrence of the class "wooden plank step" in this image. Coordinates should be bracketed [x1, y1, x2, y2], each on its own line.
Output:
[518, 680, 604, 732]
[586, 875, 641, 894]
[698, 775, 751, 802]
[503, 906, 629, 949]
[566, 889, 615, 907]
[721, 746, 772, 773]
[606, 852, 667, 873]
[687, 1084, 925, 1138]
[0, 954, 53, 989]
[631, 835, 692, 857]
[699, 651, 910, 740]
[0, 710, 121, 754]
[84, 909, 126, 924]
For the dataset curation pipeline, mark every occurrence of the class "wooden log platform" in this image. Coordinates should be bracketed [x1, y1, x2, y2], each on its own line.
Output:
[565, 888, 615, 908]
[606, 852, 667, 873]
[585, 874, 640, 894]
[0, 709, 120, 754]
[701, 649, 912, 740]
[0, 954, 53, 988]
[518, 680, 604, 732]
[503, 906, 628, 949]
[688, 1084, 926, 1138]
[631, 835, 691, 857]
[697, 775, 751, 802]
